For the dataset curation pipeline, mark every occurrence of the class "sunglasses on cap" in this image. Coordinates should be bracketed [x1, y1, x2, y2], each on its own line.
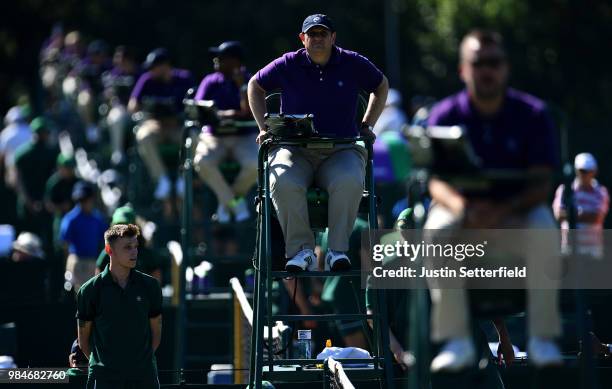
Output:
[306, 30, 330, 38]
[471, 57, 505, 69]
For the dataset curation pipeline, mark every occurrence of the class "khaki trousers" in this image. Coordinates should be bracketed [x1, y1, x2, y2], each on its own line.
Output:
[135, 118, 181, 181]
[194, 133, 258, 206]
[268, 144, 366, 258]
[424, 203, 562, 341]
[65, 254, 97, 293]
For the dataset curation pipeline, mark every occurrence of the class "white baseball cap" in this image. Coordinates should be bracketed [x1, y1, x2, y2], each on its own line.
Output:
[574, 152, 597, 171]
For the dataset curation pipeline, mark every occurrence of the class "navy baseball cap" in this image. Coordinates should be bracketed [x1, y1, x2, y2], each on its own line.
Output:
[143, 48, 170, 70]
[209, 41, 244, 60]
[302, 14, 335, 33]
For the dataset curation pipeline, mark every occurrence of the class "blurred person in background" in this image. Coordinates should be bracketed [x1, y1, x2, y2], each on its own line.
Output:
[60, 181, 108, 292]
[0, 106, 32, 188]
[61, 31, 85, 71]
[425, 29, 562, 371]
[553, 152, 609, 258]
[128, 48, 194, 201]
[373, 88, 408, 136]
[194, 41, 257, 223]
[10, 232, 45, 263]
[45, 153, 79, 239]
[71, 40, 113, 145]
[13, 117, 58, 240]
[102, 45, 141, 166]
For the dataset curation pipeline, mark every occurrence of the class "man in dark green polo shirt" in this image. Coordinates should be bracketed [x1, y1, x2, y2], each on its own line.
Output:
[76, 224, 162, 388]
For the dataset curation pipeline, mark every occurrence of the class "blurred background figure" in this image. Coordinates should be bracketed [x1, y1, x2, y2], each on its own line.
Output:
[102, 45, 141, 166]
[0, 106, 32, 188]
[60, 181, 108, 292]
[11, 232, 45, 262]
[373, 88, 408, 136]
[72, 40, 112, 145]
[194, 41, 257, 223]
[13, 117, 58, 242]
[128, 47, 194, 202]
[553, 152, 609, 257]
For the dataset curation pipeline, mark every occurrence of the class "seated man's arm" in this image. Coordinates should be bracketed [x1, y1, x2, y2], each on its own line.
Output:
[127, 97, 140, 114]
[502, 166, 553, 214]
[247, 77, 268, 143]
[77, 319, 93, 359]
[464, 167, 553, 228]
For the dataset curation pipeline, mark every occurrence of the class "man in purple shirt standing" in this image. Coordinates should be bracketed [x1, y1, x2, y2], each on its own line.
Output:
[424, 30, 562, 371]
[128, 48, 194, 200]
[194, 41, 257, 223]
[248, 14, 389, 271]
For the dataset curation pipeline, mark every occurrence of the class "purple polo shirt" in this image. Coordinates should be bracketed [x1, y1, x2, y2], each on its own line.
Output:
[195, 70, 257, 135]
[255, 46, 383, 137]
[130, 68, 194, 113]
[427, 88, 558, 170]
[103, 66, 141, 105]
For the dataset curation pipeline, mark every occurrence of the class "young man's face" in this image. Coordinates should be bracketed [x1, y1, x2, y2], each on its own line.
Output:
[109, 235, 138, 269]
[300, 27, 336, 55]
[460, 38, 508, 101]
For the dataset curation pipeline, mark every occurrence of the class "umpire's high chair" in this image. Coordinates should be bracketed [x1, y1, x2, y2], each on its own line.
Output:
[248, 95, 395, 389]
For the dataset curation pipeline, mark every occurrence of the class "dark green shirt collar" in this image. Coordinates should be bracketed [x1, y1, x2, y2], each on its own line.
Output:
[100, 264, 136, 285]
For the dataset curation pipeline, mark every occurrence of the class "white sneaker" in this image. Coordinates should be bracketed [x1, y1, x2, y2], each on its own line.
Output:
[214, 204, 231, 224]
[325, 249, 351, 271]
[175, 177, 185, 198]
[231, 197, 250, 222]
[528, 337, 562, 368]
[154, 175, 172, 200]
[285, 249, 317, 272]
[430, 337, 476, 372]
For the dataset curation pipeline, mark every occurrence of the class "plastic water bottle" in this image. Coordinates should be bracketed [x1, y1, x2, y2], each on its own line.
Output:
[296, 330, 312, 359]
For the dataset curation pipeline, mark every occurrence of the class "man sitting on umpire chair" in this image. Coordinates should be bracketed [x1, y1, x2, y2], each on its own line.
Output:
[247, 14, 388, 271]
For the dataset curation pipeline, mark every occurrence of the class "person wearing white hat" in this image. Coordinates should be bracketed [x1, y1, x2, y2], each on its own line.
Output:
[0, 106, 32, 188]
[553, 152, 609, 257]
[11, 231, 45, 262]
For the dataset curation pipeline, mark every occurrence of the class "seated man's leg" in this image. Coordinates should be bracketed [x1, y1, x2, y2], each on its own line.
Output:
[225, 133, 258, 221]
[424, 204, 474, 371]
[136, 119, 170, 199]
[107, 105, 130, 164]
[232, 134, 258, 198]
[269, 146, 314, 262]
[316, 146, 366, 262]
[194, 133, 234, 208]
[523, 205, 562, 365]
